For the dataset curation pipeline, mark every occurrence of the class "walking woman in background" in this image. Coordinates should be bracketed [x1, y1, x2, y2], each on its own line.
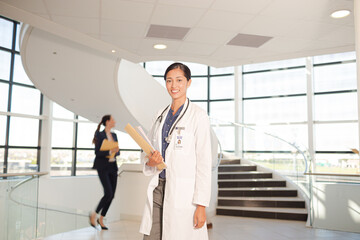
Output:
[89, 114, 120, 230]
[140, 62, 212, 240]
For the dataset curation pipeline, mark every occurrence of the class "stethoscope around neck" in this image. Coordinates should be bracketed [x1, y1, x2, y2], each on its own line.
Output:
[154, 98, 190, 144]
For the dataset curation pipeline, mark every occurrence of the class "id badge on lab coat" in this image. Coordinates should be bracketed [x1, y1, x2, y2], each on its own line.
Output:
[175, 127, 185, 150]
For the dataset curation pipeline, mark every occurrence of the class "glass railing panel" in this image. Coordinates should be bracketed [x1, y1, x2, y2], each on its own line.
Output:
[0, 174, 40, 240]
[36, 203, 88, 238]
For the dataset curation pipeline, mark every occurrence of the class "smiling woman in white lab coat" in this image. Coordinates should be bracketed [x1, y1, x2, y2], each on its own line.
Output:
[140, 62, 212, 240]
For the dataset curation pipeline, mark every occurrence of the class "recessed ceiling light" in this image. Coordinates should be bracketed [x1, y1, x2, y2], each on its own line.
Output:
[153, 44, 167, 50]
[331, 9, 350, 19]
[111, 50, 116, 53]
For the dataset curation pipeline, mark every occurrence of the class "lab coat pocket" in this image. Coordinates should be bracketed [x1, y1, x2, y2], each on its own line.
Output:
[175, 178, 195, 209]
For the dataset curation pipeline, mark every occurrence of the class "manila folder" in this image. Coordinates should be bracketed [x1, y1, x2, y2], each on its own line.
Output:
[100, 139, 118, 151]
[124, 123, 166, 170]
[100, 139, 118, 159]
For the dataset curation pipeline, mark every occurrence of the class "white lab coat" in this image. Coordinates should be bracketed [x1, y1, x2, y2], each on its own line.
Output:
[139, 99, 212, 240]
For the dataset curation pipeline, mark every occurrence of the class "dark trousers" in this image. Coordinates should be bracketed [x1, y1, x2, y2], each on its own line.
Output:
[144, 178, 165, 240]
[96, 168, 118, 216]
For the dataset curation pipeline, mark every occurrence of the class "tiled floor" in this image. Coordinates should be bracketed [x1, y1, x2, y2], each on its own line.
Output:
[43, 216, 360, 240]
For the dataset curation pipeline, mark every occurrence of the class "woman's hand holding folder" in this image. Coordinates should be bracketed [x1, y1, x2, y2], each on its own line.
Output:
[146, 150, 164, 167]
[125, 123, 166, 170]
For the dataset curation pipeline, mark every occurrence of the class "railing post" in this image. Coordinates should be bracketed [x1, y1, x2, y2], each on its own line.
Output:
[39, 96, 53, 175]
[354, 0, 360, 168]
[306, 57, 315, 173]
[234, 65, 243, 159]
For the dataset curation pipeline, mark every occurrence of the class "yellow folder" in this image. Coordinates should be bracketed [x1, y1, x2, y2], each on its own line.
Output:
[100, 139, 118, 159]
[124, 123, 166, 170]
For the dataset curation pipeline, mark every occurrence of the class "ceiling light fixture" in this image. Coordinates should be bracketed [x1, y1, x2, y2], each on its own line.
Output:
[111, 50, 116, 53]
[331, 9, 350, 19]
[153, 44, 167, 50]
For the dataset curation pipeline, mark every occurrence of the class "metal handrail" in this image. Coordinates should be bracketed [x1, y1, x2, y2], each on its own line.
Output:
[212, 119, 310, 174]
[0, 171, 48, 178]
[213, 134, 223, 171]
[305, 172, 360, 177]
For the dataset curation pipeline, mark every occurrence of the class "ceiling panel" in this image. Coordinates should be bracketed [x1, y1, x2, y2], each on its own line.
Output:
[150, 4, 207, 28]
[197, 10, 255, 31]
[240, 16, 296, 37]
[1, 0, 48, 15]
[301, 39, 351, 52]
[178, 42, 219, 56]
[227, 33, 272, 48]
[318, 26, 355, 44]
[284, 21, 339, 40]
[146, 24, 190, 40]
[51, 16, 100, 35]
[100, 19, 147, 38]
[185, 28, 235, 44]
[101, 0, 154, 23]
[211, 0, 273, 14]
[101, 35, 142, 52]
[158, 0, 214, 9]
[260, 0, 327, 20]
[45, 0, 99, 18]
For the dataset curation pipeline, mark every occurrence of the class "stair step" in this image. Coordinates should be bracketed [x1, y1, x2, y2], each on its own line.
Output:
[218, 196, 305, 208]
[216, 159, 308, 221]
[220, 159, 241, 165]
[216, 206, 307, 221]
[218, 171, 272, 180]
[218, 164, 257, 172]
[218, 188, 298, 197]
[218, 179, 286, 188]
[218, 196, 303, 201]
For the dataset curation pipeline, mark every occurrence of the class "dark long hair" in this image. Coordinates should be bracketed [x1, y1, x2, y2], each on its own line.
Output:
[92, 115, 111, 144]
[164, 62, 191, 81]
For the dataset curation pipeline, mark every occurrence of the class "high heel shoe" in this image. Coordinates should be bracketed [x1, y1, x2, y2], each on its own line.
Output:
[89, 212, 97, 228]
[97, 219, 108, 230]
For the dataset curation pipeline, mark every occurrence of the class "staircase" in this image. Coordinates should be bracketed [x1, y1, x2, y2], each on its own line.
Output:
[216, 159, 308, 221]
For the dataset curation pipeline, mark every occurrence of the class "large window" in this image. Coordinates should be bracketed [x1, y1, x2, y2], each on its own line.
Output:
[0, 16, 42, 174]
[313, 52, 358, 173]
[76, 120, 99, 176]
[242, 53, 358, 174]
[242, 58, 308, 168]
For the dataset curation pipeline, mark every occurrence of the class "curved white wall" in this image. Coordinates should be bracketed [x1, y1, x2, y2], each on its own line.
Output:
[117, 59, 170, 130]
[20, 25, 169, 131]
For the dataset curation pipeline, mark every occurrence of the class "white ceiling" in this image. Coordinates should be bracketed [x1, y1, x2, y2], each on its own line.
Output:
[0, 0, 356, 67]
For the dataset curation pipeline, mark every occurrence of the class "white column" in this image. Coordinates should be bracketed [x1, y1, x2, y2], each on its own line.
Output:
[306, 57, 315, 173]
[39, 96, 53, 176]
[355, 0, 360, 155]
[234, 66, 243, 158]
